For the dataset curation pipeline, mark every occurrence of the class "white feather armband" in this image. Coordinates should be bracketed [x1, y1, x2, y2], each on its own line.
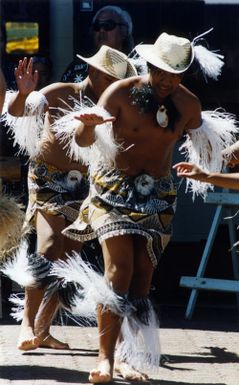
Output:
[52, 97, 120, 167]
[93, 107, 120, 169]
[2, 90, 48, 158]
[51, 95, 93, 164]
[179, 110, 239, 198]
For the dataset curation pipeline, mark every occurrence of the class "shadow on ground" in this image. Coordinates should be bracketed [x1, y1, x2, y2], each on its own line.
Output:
[0, 365, 227, 385]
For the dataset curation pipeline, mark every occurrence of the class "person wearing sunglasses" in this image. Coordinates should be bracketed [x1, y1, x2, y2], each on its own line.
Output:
[91, 5, 134, 54]
[92, 19, 126, 32]
[61, 5, 134, 83]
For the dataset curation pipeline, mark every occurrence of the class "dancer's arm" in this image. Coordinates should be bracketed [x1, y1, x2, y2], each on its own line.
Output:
[8, 57, 39, 116]
[74, 111, 115, 147]
[74, 83, 117, 147]
[173, 162, 239, 190]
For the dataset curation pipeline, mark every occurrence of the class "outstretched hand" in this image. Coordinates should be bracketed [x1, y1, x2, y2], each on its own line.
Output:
[173, 162, 205, 180]
[74, 112, 116, 126]
[15, 57, 39, 95]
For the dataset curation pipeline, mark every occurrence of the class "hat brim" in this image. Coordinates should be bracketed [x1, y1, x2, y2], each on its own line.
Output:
[135, 44, 194, 74]
[76, 53, 137, 79]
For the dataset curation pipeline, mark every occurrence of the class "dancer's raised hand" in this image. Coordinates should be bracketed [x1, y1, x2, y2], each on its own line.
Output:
[15, 57, 39, 95]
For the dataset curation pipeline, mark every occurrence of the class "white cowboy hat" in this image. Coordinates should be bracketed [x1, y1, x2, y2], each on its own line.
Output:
[76, 45, 137, 79]
[135, 32, 194, 74]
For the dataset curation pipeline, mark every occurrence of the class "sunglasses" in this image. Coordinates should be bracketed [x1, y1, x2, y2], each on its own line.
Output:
[92, 19, 126, 32]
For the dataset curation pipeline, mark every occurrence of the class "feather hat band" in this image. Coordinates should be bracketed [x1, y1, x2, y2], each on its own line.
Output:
[76, 45, 137, 79]
[135, 28, 224, 80]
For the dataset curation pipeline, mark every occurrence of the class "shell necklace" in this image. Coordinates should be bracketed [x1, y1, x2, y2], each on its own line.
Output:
[156, 105, 168, 127]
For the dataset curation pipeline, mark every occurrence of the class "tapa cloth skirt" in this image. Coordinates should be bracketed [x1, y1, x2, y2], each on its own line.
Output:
[63, 165, 177, 267]
[25, 159, 89, 226]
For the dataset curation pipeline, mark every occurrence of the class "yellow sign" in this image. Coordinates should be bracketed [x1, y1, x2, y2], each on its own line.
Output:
[6, 22, 39, 54]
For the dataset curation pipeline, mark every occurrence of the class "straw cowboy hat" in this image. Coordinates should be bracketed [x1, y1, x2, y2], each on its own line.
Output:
[135, 32, 194, 74]
[77, 45, 137, 79]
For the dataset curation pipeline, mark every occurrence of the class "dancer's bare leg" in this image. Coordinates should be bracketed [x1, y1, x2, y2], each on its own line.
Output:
[34, 291, 69, 349]
[89, 235, 134, 383]
[18, 211, 80, 350]
[89, 306, 122, 383]
[33, 212, 82, 349]
[17, 286, 43, 350]
[115, 235, 153, 381]
[18, 289, 68, 350]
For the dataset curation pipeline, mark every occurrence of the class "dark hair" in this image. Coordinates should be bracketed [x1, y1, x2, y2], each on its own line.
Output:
[31, 55, 52, 73]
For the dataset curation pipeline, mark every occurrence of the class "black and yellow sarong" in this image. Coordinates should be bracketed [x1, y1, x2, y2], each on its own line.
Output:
[25, 159, 89, 225]
[63, 165, 177, 267]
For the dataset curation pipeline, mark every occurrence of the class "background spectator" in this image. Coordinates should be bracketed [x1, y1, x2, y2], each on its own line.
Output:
[61, 5, 135, 83]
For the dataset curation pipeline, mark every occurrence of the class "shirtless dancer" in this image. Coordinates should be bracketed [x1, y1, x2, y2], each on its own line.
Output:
[7, 46, 137, 352]
[65, 32, 235, 382]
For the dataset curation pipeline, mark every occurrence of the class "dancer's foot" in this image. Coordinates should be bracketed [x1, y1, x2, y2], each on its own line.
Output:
[89, 359, 113, 383]
[115, 361, 148, 381]
[17, 325, 40, 351]
[39, 334, 69, 349]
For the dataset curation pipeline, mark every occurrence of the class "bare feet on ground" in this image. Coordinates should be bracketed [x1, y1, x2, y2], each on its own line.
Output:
[39, 334, 69, 349]
[89, 359, 113, 383]
[115, 361, 148, 381]
[17, 325, 40, 351]
[17, 325, 69, 351]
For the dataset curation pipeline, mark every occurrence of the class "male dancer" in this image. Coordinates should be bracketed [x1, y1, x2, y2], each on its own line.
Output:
[6, 46, 137, 351]
[62, 32, 237, 382]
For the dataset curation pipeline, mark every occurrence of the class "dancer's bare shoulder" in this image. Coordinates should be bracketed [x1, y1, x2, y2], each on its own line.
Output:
[99, 75, 143, 118]
[41, 82, 83, 109]
[172, 84, 201, 130]
[174, 84, 201, 107]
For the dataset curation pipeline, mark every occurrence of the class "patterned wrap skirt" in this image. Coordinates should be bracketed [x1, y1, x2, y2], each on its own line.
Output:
[63, 165, 177, 267]
[25, 159, 89, 226]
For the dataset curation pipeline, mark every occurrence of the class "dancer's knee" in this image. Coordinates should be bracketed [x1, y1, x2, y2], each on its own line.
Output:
[105, 261, 133, 294]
